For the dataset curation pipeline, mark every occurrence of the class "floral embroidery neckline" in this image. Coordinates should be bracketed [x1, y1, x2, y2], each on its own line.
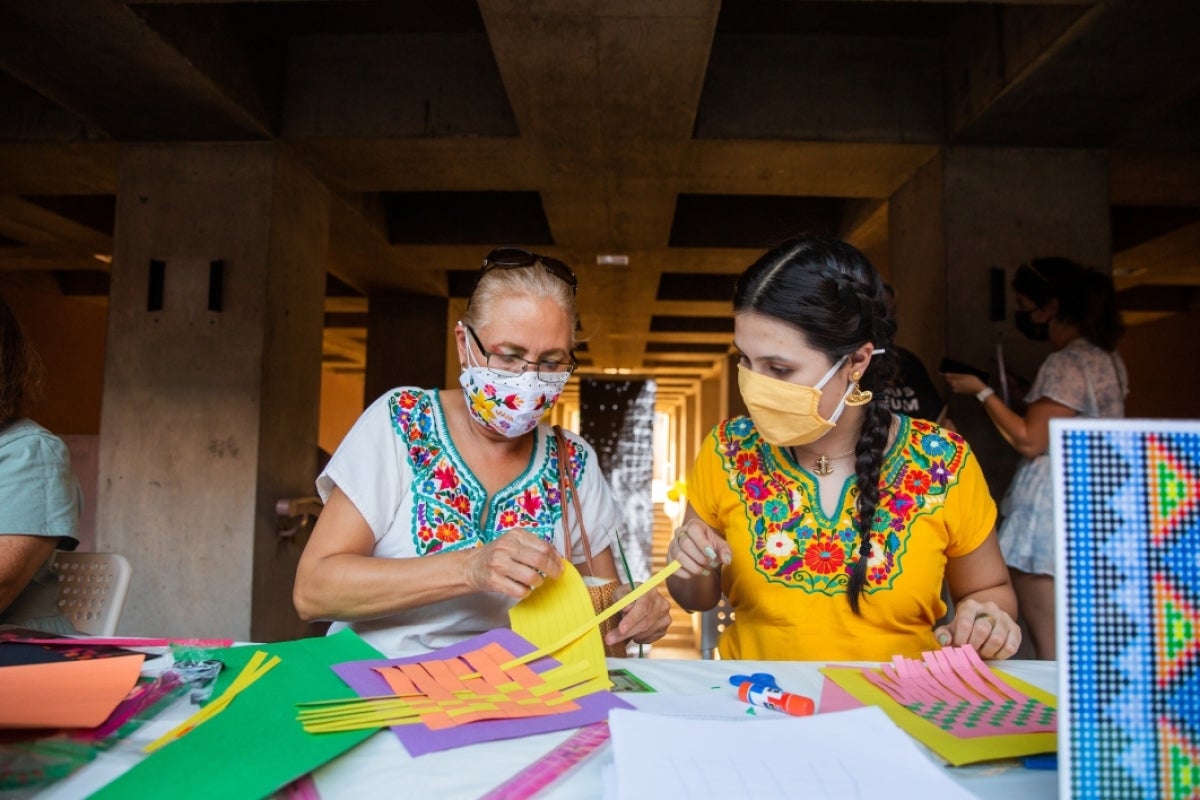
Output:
[425, 388, 543, 523]
[389, 388, 579, 556]
[721, 415, 968, 596]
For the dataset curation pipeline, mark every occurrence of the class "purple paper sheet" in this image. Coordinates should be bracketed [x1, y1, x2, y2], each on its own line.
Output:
[331, 628, 632, 756]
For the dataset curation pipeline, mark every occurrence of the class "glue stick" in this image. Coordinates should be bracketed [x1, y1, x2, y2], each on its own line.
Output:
[736, 681, 815, 717]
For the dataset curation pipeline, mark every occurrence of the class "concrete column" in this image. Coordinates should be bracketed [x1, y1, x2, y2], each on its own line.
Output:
[721, 352, 745, 422]
[698, 373, 722, 441]
[680, 392, 696, 479]
[365, 292, 449, 405]
[98, 144, 329, 641]
[889, 146, 1109, 495]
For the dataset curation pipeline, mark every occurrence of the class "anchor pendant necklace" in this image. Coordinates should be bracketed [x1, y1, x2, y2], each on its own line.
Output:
[794, 446, 856, 476]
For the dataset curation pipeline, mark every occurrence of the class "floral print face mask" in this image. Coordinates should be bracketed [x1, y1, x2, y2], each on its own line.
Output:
[458, 364, 564, 438]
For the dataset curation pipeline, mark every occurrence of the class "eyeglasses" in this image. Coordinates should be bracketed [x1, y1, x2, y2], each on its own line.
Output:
[477, 247, 578, 294]
[464, 324, 577, 384]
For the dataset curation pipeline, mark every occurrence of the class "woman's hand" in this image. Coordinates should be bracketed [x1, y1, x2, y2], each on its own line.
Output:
[667, 519, 731, 578]
[465, 529, 563, 599]
[941, 371, 988, 396]
[934, 598, 1022, 659]
[607, 584, 671, 646]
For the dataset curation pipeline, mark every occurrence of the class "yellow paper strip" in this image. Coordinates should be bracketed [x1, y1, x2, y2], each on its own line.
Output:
[501, 560, 681, 670]
[509, 558, 607, 683]
[145, 651, 280, 753]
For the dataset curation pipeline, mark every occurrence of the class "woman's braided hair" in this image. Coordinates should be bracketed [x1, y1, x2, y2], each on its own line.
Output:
[733, 236, 898, 614]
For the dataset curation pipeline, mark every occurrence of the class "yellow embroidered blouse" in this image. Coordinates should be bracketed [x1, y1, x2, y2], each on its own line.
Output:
[688, 414, 996, 661]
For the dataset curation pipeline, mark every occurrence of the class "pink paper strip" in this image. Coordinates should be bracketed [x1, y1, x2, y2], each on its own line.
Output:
[958, 645, 1027, 702]
[921, 651, 978, 703]
[941, 648, 1005, 704]
[9, 637, 234, 648]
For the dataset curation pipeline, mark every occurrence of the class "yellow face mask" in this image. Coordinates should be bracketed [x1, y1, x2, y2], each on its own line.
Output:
[737, 358, 850, 447]
[737, 344, 886, 448]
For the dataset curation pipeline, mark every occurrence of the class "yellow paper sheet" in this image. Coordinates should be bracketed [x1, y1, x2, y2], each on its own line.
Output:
[508, 559, 607, 682]
[505, 560, 681, 670]
[820, 665, 1057, 766]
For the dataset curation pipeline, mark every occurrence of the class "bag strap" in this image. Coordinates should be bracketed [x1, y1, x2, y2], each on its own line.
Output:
[553, 425, 596, 575]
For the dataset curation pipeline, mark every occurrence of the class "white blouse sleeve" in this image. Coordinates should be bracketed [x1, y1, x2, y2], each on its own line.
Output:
[317, 390, 411, 541]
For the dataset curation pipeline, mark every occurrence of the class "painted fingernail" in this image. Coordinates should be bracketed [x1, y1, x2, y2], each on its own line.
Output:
[702, 569, 711, 576]
[722, 553, 732, 565]
[936, 632, 951, 645]
[703, 546, 717, 559]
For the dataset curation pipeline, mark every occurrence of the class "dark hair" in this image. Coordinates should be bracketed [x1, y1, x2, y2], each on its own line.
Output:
[0, 296, 41, 428]
[734, 236, 897, 614]
[1012, 256, 1123, 351]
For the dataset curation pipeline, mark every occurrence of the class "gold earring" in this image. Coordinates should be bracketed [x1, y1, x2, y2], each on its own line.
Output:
[846, 373, 872, 406]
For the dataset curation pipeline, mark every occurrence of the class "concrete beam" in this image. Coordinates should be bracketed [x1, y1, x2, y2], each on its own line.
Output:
[0, 195, 112, 253]
[1110, 151, 1200, 207]
[947, 1, 1200, 149]
[477, 0, 719, 251]
[281, 33, 517, 139]
[681, 141, 937, 199]
[1113, 220, 1200, 292]
[285, 138, 536, 193]
[0, 0, 272, 140]
[0, 144, 118, 195]
[695, 35, 943, 143]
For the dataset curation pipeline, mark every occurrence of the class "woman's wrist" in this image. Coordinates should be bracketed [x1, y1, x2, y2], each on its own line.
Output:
[976, 387, 996, 403]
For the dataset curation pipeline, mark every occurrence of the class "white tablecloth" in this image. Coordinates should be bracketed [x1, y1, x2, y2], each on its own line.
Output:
[311, 658, 1059, 800]
[36, 657, 1058, 799]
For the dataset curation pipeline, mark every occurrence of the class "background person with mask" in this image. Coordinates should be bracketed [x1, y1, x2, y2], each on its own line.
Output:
[666, 236, 1020, 662]
[943, 257, 1126, 660]
[294, 248, 671, 657]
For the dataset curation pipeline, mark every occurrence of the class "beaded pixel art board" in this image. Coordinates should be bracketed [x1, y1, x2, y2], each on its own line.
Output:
[1053, 418, 1200, 800]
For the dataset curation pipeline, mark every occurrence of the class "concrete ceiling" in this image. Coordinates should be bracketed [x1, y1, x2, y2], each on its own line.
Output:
[1, 0, 1198, 405]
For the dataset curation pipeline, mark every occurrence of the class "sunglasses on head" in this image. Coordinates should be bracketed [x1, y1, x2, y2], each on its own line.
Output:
[1020, 262, 1050, 285]
[477, 247, 578, 294]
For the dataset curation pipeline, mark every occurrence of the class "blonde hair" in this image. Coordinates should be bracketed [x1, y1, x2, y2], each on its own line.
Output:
[463, 262, 578, 348]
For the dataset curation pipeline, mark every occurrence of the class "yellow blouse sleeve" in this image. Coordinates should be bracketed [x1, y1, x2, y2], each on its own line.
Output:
[941, 442, 998, 558]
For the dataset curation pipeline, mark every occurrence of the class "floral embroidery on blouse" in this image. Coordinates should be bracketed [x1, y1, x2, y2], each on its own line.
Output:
[718, 415, 967, 595]
[388, 390, 584, 556]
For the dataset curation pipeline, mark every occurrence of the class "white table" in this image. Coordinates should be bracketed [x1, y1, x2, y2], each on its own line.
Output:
[38, 658, 1058, 799]
[312, 658, 1058, 799]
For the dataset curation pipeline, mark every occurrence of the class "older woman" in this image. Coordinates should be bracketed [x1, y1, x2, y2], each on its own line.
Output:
[294, 248, 671, 657]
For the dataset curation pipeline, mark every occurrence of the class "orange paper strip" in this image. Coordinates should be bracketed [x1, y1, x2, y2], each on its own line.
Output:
[399, 663, 456, 702]
[374, 666, 418, 696]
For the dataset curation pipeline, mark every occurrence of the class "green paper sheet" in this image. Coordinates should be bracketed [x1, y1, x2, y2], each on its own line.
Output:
[91, 629, 383, 800]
